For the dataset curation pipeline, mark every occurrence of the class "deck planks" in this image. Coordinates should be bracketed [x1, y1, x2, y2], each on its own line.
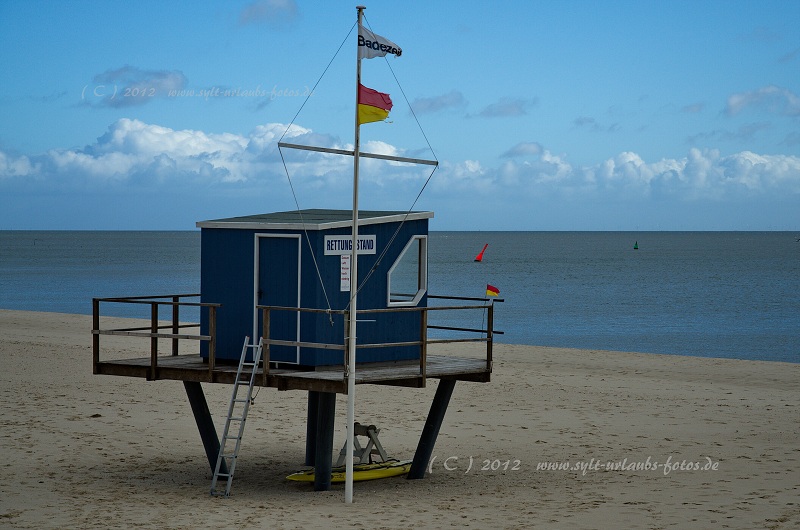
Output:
[94, 354, 491, 393]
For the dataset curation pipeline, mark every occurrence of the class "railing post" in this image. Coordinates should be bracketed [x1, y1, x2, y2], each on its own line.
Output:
[208, 305, 217, 381]
[486, 302, 494, 371]
[149, 302, 158, 380]
[262, 307, 270, 386]
[172, 295, 179, 356]
[343, 310, 350, 385]
[419, 308, 427, 385]
[92, 298, 100, 374]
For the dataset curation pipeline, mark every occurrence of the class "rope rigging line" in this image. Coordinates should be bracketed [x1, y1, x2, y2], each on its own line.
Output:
[363, 15, 439, 165]
[345, 15, 440, 308]
[277, 15, 441, 314]
[277, 20, 356, 146]
[278, 146, 335, 325]
[276, 21, 357, 323]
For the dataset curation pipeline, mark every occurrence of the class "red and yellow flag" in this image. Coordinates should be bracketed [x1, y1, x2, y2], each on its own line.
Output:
[358, 83, 392, 124]
[486, 284, 500, 297]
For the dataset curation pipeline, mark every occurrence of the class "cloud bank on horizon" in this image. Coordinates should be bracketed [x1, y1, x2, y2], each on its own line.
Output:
[0, 0, 798, 230]
[2, 116, 797, 230]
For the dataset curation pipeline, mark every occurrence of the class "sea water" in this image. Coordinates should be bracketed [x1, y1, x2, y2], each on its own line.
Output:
[0, 231, 200, 316]
[0, 230, 797, 363]
[428, 231, 799, 363]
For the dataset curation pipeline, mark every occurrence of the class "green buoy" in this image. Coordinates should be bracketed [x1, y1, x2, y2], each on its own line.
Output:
[633, 241, 639, 250]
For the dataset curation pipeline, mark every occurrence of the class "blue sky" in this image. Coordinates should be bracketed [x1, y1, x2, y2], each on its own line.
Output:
[1, 0, 798, 230]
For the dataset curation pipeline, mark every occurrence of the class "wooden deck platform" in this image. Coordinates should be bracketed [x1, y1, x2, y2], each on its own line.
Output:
[94, 354, 491, 394]
[92, 295, 500, 394]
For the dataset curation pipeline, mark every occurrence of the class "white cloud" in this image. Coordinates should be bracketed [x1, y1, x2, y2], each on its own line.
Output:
[89, 118, 247, 159]
[48, 149, 138, 180]
[361, 140, 398, 158]
[432, 159, 490, 192]
[489, 147, 800, 202]
[725, 85, 800, 117]
[0, 151, 35, 178]
[719, 151, 800, 192]
[502, 142, 543, 158]
[0, 118, 317, 186]
[428, 148, 792, 230]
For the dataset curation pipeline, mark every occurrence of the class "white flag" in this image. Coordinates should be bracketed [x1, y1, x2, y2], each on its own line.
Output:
[358, 26, 402, 59]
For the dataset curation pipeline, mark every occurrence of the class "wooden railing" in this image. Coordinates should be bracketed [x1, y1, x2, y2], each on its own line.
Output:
[92, 294, 220, 380]
[92, 293, 501, 385]
[258, 295, 503, 384]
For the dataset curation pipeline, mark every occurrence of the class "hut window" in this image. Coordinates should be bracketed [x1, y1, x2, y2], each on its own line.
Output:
[387, 235, 427, 306]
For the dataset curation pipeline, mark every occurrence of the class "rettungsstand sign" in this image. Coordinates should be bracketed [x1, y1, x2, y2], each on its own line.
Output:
[324, 235, 377, 255]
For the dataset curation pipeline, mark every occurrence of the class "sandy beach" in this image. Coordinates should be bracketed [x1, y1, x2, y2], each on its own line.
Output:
[0, 309, 797, 529]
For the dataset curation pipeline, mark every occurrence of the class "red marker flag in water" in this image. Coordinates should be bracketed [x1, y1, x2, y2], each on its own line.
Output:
[358, 84, 392, 124]
[486, 284, 500, 297]
[474, 243, 489, 262]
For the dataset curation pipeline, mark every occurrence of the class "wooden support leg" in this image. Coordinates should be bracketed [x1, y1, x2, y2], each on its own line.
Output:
[407, 379, 456, 479]
[183, 381, 227, 476]
[314, 392, 336, 491]
[305, 391, 319, 466]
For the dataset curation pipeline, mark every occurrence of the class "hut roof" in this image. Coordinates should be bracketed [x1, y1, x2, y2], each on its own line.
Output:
[196, 209, 433, 230]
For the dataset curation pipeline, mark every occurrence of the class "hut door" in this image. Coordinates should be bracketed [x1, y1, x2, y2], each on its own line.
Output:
[254, 234, 301, 364]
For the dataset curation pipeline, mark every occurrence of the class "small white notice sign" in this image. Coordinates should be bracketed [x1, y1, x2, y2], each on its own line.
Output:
[340, 254, 351, 292]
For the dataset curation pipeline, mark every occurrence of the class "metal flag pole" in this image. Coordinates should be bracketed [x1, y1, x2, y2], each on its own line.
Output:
[345, 4, 366, 505]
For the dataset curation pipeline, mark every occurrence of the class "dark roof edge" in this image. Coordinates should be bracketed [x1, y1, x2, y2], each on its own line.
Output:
[196, 210, 434, 230]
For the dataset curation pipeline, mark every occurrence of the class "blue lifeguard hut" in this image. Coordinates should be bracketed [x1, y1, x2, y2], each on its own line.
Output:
[196, 209, 432, 367]
[90, 6, 502, 497]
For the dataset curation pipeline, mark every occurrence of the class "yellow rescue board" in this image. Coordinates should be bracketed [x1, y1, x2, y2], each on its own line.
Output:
[286, 460, 412, 483]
